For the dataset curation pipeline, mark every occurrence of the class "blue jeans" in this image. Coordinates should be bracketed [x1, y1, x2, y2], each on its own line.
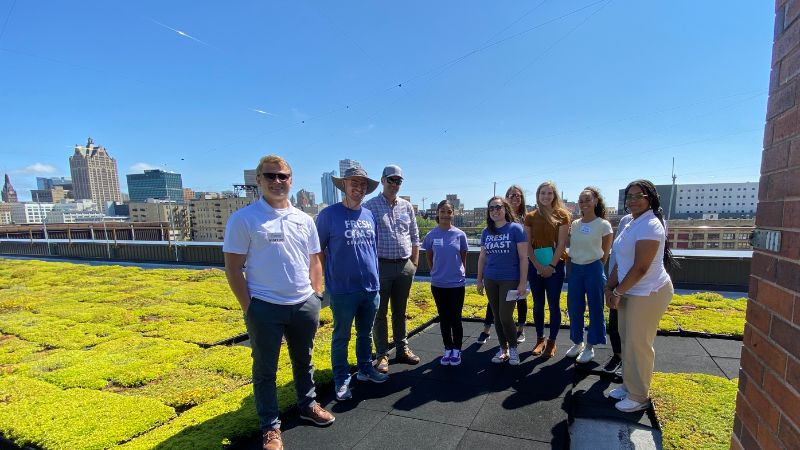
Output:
[529, 260, 565, 340]
[567, 259, 607, 345]
[244, 294, 320, 431]
[330, 290, 380, 387]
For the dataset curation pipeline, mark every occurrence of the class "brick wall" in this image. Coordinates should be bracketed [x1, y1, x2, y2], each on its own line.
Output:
[731, 1, 800, 449]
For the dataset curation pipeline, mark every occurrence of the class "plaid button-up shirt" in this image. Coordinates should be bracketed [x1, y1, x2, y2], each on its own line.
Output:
[363, 194, 420, 259]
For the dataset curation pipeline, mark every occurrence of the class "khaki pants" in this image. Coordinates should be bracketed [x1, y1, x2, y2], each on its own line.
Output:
[617, 280, 673, 403]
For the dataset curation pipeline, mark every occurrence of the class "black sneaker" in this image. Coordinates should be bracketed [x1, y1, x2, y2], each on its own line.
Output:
[477, 332, 490, 344]
[516, 329, 526, 343]
[602, 355, 622, 374]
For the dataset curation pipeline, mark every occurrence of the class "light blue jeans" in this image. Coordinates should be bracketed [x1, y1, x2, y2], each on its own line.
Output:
[330, 290, 380, 387]
[567, 259, 607, 345]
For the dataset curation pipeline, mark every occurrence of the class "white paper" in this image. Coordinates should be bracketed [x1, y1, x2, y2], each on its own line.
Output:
[505, 289, 527, 301]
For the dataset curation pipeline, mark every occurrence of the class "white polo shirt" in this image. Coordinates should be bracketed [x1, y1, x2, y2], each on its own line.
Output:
[612, 211, 670, 296]
[223, 197, 320, 305]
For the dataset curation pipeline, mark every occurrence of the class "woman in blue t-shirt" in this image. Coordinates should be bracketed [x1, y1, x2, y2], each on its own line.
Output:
[476, 197, 529, 365]
[423, 199, 469, 366]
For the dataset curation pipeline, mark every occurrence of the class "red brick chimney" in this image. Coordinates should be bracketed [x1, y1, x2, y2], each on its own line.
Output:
[731, 1, 800, 448]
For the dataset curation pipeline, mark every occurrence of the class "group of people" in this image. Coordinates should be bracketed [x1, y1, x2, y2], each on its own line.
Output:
[223, 155, 674, 450]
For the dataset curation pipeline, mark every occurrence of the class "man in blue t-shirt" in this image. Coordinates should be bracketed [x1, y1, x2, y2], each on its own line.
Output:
[316, 166, 389, 401]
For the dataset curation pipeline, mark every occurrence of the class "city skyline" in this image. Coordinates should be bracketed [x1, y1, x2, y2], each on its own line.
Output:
[0, 2, 772, 209]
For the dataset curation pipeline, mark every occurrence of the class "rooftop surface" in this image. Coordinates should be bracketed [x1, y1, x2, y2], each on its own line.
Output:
[231, 321, 741, 450]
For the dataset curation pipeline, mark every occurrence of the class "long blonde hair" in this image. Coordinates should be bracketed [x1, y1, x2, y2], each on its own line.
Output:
[536, 181, 571, 226]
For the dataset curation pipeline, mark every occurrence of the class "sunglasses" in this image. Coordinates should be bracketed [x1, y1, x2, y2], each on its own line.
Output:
[261, 172, 291, 181]
[488, 205, 504, 212]
[386, 177, 403, 185]
[506, 193, 521, 199]
[625, 193, 648, 201]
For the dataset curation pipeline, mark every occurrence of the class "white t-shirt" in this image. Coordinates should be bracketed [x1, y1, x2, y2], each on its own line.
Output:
[612, 211, 670, 296]
[223, 198, 321, 305]
[568, 217, 613, 265]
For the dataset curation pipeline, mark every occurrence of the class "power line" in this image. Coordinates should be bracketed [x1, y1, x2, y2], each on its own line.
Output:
[408, 0, 612, 153]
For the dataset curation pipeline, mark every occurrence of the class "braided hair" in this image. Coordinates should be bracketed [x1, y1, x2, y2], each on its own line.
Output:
[624, 179, 677, 271]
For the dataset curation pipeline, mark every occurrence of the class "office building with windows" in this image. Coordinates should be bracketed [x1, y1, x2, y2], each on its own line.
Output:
[321, 171, 338, 206]
[126, 170, 184, 203]
[338, 159, 361, 176]
[69, 137, 122, 206]
[673, 182, 758, 219]
[36, 176, 72, 191]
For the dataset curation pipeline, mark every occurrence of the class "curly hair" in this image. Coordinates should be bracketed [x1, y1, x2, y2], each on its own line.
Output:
[624, 179, 677, 271]
[581, 186, 607, 219]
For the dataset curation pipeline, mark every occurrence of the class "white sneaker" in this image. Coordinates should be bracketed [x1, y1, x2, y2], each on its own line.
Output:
[335, 383, 352, 401]
[609, 386, 628, 400]
[440, 349, 452, 366]
[576, 345, 594, 364]
[615, 398, 650, 412]
[566, 342, 585, 358]
[491, 348, 509, 363]
[508, 347, 520, 365]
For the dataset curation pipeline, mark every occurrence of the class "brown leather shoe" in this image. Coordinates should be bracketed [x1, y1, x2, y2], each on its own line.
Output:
[299, 403, 335, 426]
[375, 355, 390, 374]
[262, 428, 283, 450]
[531, 337, 546, 355]
[543, 339, 557, 359]
[396, 349, 420, 365]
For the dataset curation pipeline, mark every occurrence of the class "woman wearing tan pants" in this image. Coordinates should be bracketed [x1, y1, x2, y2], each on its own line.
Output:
[604, 179, 675, 412]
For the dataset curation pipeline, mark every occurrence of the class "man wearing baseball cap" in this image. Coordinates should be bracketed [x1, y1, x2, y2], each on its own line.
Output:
[363, 164, 421, 373]
[317, 166, 389, 402]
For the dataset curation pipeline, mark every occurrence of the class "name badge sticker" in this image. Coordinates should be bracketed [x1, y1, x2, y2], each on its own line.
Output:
[267, 232, 285, 243]
[433, 238, 444, 246]
[580, 224, 591, 234]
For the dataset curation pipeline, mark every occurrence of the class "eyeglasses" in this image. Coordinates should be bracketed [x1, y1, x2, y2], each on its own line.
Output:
[506, 193, 521, 199]
[488, 205, 504, 212]
[261, 172, 290, 181]
[625, 193, 648, 201]
[386, 177, 403, 185]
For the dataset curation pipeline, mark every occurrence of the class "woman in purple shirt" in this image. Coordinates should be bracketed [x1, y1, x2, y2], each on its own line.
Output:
[423, 200, 469, 366]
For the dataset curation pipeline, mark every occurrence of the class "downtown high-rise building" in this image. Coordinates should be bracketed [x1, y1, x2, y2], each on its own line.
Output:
[69, 137, 122, 207]
[296, 189, 315, 208]
[338, 159, 361, 176]
[321, 171, 339, 206]
[2, 174, 18, 203]
[36, 176, 72, 191]
[126, 169, 184, 203]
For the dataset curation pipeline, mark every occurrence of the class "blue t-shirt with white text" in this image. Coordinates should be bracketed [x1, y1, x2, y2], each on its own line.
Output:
[316, 203, 380, 294]
[422, 226, 468, 288]
[480, 222, 528, 281]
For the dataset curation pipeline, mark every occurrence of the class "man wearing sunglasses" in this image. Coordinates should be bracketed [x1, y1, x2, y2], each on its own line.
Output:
[363, 165, 421, 374]
[223, 155, 334, 450]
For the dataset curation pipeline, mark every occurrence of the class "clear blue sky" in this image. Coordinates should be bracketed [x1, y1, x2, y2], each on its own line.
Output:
[0, 1, 774, 209]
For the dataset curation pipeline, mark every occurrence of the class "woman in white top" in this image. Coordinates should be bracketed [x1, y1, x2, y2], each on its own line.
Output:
[604, 179, 675, 413]
[565, 187, 612, 364]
